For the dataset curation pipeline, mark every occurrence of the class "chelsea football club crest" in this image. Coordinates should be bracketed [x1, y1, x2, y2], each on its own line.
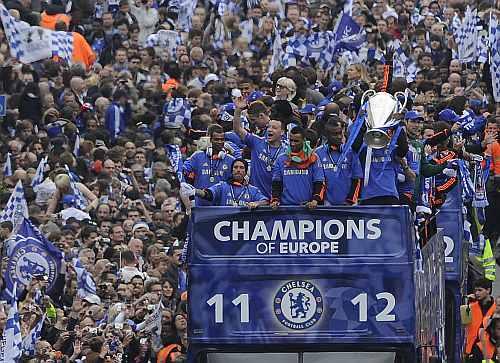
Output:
[274, 280, 323, 330]
[7, 236, 59, 291]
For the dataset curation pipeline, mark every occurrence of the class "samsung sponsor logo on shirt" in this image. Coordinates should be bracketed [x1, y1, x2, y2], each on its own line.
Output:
[283, 169, 309, 175]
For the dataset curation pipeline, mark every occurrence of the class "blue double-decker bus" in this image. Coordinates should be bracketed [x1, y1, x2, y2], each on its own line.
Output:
[188, 206, 446, 362]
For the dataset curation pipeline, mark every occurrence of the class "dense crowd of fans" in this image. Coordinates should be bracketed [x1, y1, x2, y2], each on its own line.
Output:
[0, 0, 498, 361]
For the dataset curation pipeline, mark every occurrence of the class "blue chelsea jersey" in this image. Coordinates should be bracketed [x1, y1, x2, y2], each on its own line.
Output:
[272, 153, 325, 205]
[183, 151, 235, 206]
[316, 144, 362, 205]
[207, 182, 267, 206]
[244, 133, 286, 198]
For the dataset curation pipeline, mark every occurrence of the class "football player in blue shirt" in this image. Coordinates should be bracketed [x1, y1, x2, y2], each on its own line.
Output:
[352, 116, 409, 205]
[270, 126, 325, 208]
[316, 117, 362, 205]
[183, 124, 235, 206]
[233, 96, 286, 198]
[193, 159, 268, 208]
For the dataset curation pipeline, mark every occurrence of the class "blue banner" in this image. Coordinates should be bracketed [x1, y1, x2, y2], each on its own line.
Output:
[436, 184, 465, 283]
[189, 207, 416, 348]
[4, 218, 62, 297]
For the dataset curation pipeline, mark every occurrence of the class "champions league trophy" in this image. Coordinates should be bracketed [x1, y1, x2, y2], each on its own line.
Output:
[361, 90, 408, 149]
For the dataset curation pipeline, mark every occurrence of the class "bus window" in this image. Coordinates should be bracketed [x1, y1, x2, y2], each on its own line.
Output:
[303, 352, 396, 363]
[207, 353, 298, 363]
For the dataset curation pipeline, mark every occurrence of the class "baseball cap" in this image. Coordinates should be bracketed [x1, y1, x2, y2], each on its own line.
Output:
[204, 73, 220, 84]
[405, 111, 424, 121]
[132, 221, 150, 234]
[248, 90, 264, 102]
[83, 294, 101, 305]
[62, 194, 76, 206]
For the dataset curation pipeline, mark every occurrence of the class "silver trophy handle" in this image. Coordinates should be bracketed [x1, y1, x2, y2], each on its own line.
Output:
[394, 90, 408, 112]
[361, 89, 376, 106]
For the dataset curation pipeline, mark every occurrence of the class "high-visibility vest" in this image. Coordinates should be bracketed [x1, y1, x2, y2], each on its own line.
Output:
[465, 301, 497, 354]
[478, 327, 496, 361]
[482, 239, 496, 281]
[71, 32, 96, 70]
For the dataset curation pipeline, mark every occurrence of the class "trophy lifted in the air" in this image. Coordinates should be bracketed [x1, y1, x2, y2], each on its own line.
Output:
[361, 89, 408, 150]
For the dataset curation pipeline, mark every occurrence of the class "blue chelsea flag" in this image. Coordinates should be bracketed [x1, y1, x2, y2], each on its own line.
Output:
[334, 14, 366, 52]
[4, 218, 62, 298]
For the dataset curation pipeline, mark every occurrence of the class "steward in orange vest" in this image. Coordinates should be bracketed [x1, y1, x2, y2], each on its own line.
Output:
[478, 317, 500, 361]
[465, 278, 496, 362]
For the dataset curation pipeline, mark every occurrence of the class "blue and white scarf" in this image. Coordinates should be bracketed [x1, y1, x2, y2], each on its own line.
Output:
[165, 144, 183, 182]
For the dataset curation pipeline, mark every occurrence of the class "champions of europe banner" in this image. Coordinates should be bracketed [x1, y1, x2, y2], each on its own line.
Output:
[189, 207, 412, 260]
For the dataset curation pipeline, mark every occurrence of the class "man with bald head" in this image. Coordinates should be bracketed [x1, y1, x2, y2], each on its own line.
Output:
[448, 73, 462, 93]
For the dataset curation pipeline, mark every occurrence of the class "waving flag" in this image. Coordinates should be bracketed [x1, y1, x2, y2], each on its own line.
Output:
[72, 258, 98, 301]
[0, 3, 73, 64]
[282, 35, 310, 68]
[3, 218, 62, 299]
[490, 15, 500, 102]
[2, 153, 12, 177]
[455, 6, 478, 63]
[334, 13, 366, 51]
[319, 13, 365, 70]
[0, 284, 21, 363]
[22, 314, 45, 356]
[64, 165, 87, 210]
[269, 28, 283, 74]
[0, 181, 28, 230]
[31, 156, 48, 188]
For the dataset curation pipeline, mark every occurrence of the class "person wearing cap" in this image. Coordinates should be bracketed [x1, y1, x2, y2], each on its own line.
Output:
[316, 117, 362, 206]
[183, 124, 235, 206]
[132, 221, 150, 240]
[186, 158, 268, 208]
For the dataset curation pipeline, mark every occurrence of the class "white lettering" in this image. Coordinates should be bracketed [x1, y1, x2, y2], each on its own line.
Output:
[214, 221, 230, 241]
[298, 220, 314, 239]
[347, 219, 364, 239]
[256, 242, 268, 254]
[251, 221, 270, 240]
[324, 219, 344, 240]
[232, 221, 250, 241]
[214, 218, 383, 242]
[270, 220, 297, 240]
[367, 219, 381, 239]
